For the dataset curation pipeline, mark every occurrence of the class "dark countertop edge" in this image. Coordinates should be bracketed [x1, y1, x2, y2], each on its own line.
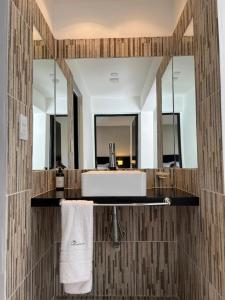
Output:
[31, 188, 199, 207]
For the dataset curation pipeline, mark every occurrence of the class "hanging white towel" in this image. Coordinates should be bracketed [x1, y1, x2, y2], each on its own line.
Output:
[60, 200, 94, 294]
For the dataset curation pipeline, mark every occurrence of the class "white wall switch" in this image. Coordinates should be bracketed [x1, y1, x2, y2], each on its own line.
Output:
[19, 114, 28, 141]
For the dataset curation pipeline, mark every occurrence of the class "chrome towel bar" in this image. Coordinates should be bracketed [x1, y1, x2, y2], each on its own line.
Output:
[59, 197, 171, 207]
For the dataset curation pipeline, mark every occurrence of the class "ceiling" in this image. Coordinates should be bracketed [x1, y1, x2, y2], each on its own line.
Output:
[36, 0, 188, 39]
[162, 56, 195, 96]
[33, 60, 67, 100]
[67, 57, 160, 99]
[33, 26, 42, 40]
[33, 60, 55, 98]
[173, 56, 195, 94]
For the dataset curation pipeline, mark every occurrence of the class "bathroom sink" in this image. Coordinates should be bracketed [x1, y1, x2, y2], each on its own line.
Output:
[81, 170, 146, 197]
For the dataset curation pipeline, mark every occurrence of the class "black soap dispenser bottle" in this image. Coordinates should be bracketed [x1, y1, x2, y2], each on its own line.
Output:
[56, 167, 65, 191]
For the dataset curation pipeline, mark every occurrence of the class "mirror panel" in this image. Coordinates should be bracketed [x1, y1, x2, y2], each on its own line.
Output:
[55, 63, 68, 168]
[67, 57, 162, 169]
[161, 59, 178, 167]
[173, 56, 197, 168]
[32, 26, 55, 170]
[161, 55, 198, 168]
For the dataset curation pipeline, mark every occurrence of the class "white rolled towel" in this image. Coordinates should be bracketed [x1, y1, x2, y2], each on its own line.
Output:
[60, 200, 94, 294]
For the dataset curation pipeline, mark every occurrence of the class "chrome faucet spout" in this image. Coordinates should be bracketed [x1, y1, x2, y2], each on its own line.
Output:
[109, 143, 117, 170]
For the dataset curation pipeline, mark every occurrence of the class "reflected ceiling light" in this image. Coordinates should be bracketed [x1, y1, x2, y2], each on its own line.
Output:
[110, 77, 119, 83]
[110, 72, 118, 77]
[49, 74, 59, 84]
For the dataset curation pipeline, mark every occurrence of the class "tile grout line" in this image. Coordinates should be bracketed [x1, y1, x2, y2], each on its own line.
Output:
[7, 188, 31, 197]
[8, 244, 54, 300]
[10, 0, 32, 31]
[180, 247, 224, 299]
[8, 93, 32, 109]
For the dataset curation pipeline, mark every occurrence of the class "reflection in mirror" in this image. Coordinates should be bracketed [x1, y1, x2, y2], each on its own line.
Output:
[161, 54, 198, 168]
[161, 59, 178, 167]
[173, 56, 197, 168]
[55, 64, 68, 168]
[67, 57, 162, 169]
[32, 26, 55, 170]
[95, 115, 138, 169]
[184, 18, 194, 37]
[162, 113, 182, 167]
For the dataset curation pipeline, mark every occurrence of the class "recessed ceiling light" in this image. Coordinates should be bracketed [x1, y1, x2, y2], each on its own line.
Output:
[110, 77, 119, 83]
[54, 78, 60, 84]
[110, 72, 118, 77]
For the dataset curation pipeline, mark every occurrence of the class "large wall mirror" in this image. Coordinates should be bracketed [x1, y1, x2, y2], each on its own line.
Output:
[32, 19, 197, 170]
[55, 64, 68, 168]
[67, 57, 162, 169]
[32, 26, 55, 170]
[161, 55, 198, 168]
[32, 26, 69, 170]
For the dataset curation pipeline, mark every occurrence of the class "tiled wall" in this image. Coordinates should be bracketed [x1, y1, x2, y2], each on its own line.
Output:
[57, 37, 173, 59]
[7, 0, 33, 299]
[7, 0, 58, 299]
[53, 169, 178, 299]
[6, 0, 225, 300]
[174, 0, 225, 299]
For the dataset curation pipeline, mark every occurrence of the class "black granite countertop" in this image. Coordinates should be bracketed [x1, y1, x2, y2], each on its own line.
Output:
[31, 188, 199, 207]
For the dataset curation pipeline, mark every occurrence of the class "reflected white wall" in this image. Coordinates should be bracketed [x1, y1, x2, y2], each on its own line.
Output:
[32, 88, 52, 170]
[33, 108, 48, 170]
[218, 0, 225, 189]
[181, 88, 197, 167]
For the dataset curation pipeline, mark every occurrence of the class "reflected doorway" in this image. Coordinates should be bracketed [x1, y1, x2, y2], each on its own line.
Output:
[94, 115, 138, 169]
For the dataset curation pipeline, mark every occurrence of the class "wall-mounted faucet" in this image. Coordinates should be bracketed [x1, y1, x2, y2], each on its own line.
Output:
[109, 143, 117, 170]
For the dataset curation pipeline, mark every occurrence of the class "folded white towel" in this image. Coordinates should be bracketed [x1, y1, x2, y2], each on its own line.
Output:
[60, 200, 94, 294]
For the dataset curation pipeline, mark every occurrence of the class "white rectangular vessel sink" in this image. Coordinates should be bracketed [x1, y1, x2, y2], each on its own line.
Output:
[82, 170, 146, 197]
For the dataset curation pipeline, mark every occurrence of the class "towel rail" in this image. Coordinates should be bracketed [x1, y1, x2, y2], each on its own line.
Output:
[59, 197, 171, 207]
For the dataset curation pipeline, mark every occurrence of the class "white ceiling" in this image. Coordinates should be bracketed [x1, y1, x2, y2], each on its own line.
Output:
[162, 56, 195, 96]
[173, 56, 195, 94]
[33, 60, 67, 101]
[36, 0, 188, 39]
[33, 60, 55, 98]
[184, 20, 194, 36]
[33, 26, 42, 40]
[67, 57, 160, 98]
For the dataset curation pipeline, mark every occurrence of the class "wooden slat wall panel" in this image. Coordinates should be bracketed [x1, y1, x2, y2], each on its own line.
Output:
[7, 0, 225, 299]
[174, 168, 200, 196]
[54, 241, 177, 298]
[33, 40, 53, 59]
[8, 2, 33, 107]
[172, 0, 193, 47]
[7, 0, 57, 299]
[33, 1, 55, 57]
[53, 168, 177, 299]
[6, 191, 31, 299]
[57, 37, 173, 59]
[174, 36, 194, 56]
